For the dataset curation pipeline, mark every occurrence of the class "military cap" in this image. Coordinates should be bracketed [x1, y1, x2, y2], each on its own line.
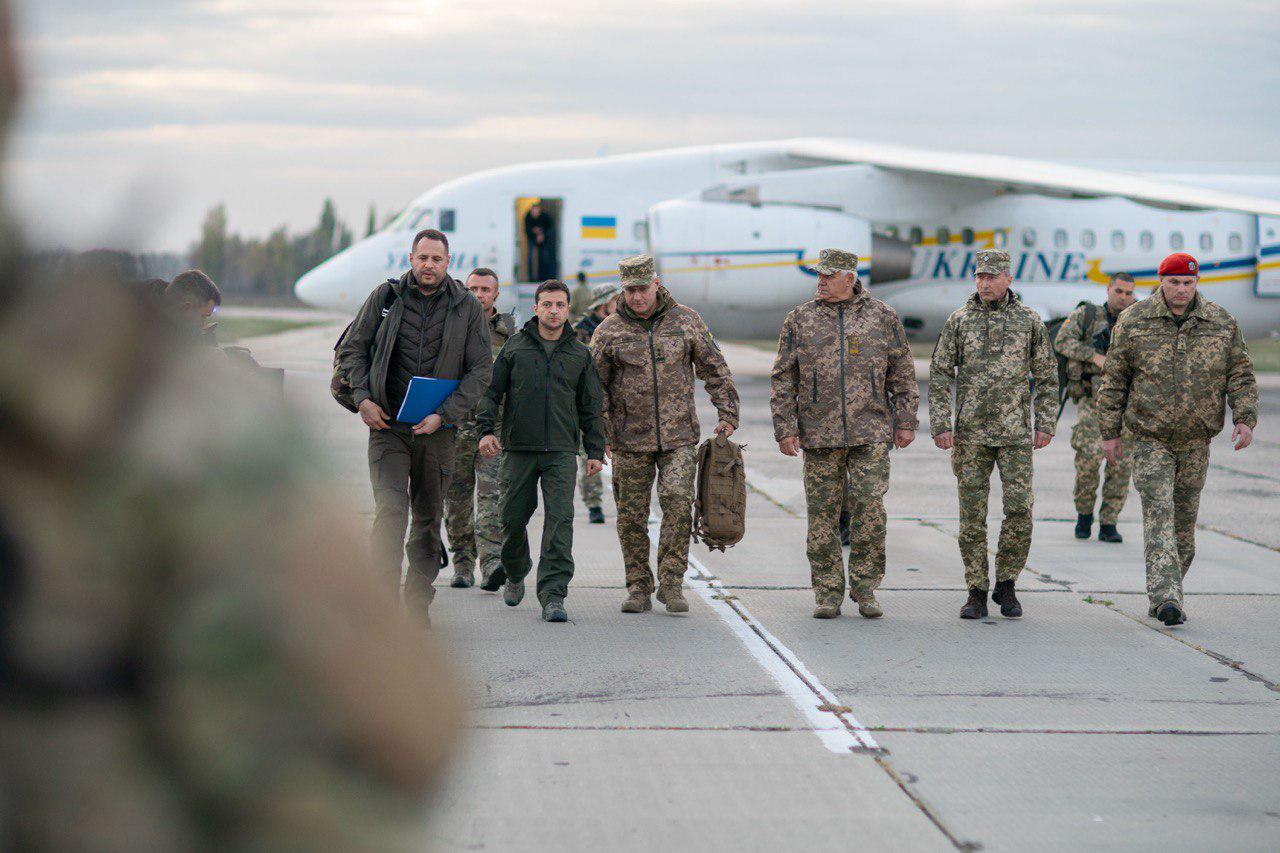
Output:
[810, 248, 859, 276]
[973, 249, 1011, 276]
[1158, 252, 1198, 277]
[589, 281, 621, 309]
[618, 254, 655, 287]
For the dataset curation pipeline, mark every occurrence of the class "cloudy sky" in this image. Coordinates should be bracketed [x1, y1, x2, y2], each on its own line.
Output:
[8, 0, 1280, 253]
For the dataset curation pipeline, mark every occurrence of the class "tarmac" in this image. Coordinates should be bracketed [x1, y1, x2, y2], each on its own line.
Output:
[245, 315, 1280, 852]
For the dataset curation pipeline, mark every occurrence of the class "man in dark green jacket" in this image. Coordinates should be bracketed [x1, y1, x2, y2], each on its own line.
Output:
[477, 280, 606, 622]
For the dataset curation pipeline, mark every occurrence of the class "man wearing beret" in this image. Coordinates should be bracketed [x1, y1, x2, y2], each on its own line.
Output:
[1095, 252, 1257, 626]
[929, 249, 1058, 620]
[771, 248, 919, 619]
[592, 254, 739, 615]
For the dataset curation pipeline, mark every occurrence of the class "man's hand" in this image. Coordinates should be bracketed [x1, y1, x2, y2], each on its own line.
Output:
[1033, 430, 1053, 450]
[1233, 422, 1254, 451]
[933, 431, 953, 450]
[1102, 437, 1123, 465]
[604, 444, 612, 461]
[715, 421, 735, 438]
[894, 428, 915, 449]
[778, 436, 800, 457]
[412, 413, 443, 436]
[1092, 353, 1106, 370]
[359, 399, 390, 430]
[586, 459, 603, 477]
[479, 435, 502, 457]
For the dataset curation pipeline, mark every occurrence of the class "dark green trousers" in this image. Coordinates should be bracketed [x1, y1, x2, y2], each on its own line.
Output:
[500, 451, 578, 605]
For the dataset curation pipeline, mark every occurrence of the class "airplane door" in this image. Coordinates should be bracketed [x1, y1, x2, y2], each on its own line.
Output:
[1258, 216, 1280, 297]
[515, 196, 563, 283]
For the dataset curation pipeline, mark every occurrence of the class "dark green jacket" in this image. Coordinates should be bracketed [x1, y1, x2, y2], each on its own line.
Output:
[477, 319, 606, 459]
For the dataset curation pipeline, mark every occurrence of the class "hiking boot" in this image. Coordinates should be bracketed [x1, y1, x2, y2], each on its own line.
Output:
[813, 602, 841, 619]
[620, 589, 651, 613]
[1098, 524, 1123, 543]
[502, 579, 525, 607]
[1155, 600, 1185, 626]
[542, 597, 568, 622]
[1075, 513, 1093, 539]
[479, 565, 507, 592]
[960, 587, 988, 619]
[839, 510, 851, 548]
[854, 591, 883, 618]
[588, 506, 606, 524]
[657, 584, 689, 613]
[449, 568, 474, 588]
[991, 579, 1022, 618]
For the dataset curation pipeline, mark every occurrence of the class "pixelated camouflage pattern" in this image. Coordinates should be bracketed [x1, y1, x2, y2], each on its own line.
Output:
[1071, 397, 1131, 523]
[928, 291, 1059, 444]
[1053, 301, 1115, 401]
[951, 443, 1034, 590]
[592, 289, 739, 452]
[578, 448, 603, 509]
[590, 281, 621, 309]
[1095, 289, 1257, 449]
[1131, 438, 1209, 609]
[618, 253, 655, 286]
[771, 287, 919, 448]
[803, 443, 890, 605]
[611, 446, 697, 593]
[810, 247, 859, 275]
[453, 311, 515, 432]
[973, 248, 1011, 275]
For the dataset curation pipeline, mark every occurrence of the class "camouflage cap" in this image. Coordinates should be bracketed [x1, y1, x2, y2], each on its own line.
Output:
[810, 248, 859, 276]
[589, 281, 621, 309]
[974, 249, 1012, 276]
[618, 254, 656, 287]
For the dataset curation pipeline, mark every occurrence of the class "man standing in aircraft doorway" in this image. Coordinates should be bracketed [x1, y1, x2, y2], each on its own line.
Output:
[592, 255, 739, 615]
[1095, 252, 1257, 626]
[929, 249, 1058, 621]
[770, 249, 918, 620]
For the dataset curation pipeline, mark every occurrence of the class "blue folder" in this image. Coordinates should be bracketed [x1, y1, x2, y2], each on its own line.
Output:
[395, 376, 461, 424]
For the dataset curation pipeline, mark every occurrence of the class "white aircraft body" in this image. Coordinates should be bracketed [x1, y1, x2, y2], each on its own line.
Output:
[294, 139, 1280, 339]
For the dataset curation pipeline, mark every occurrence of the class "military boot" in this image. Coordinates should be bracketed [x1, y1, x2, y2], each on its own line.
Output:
[812, 602, 841, 619]
[991, 579, 1022, 618]
[449, 566, 475, 588]
[542, 597, 568, 623]
[959, 587, 988, 619]
[479, 564, 507, 592]
[1155, 600, 1185, 626]
[620, 589, 652, 613]
[1098, 523, 1123, 543]
[502, 579, 525, 607]
[854, 591, 883, 618]
[1074, 513, 1093, 539]
[656, 583, 690, 613]
[588, 506, 606, 524]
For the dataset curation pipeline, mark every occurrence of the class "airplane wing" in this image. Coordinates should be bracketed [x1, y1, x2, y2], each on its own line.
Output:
[783, 138, 1280, 218]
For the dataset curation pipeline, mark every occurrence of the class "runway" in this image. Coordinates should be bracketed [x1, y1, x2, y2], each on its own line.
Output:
[247, 318, 1280, 852]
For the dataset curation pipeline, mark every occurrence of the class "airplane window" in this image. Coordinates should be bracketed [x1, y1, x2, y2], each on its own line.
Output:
[1140, 231, 1153, 251]
[1170, 231, 1184, 249]
[1053, 229, 1067, 248]
[1229, 232, 1243, 252]
[909, 227, 923, 245]
[1081, 229, 1096, 249]
[961, 228, 974, 246]
[1200, 232, 1213, 252]
[1021, 228, 1036, 248]
[936, 227, 951, 246]
[1111, 231, 1125, 251]
[439, 209, 456, 232]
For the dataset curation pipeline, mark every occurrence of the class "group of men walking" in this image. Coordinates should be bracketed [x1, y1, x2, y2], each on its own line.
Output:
[338, 227, 1258, 628]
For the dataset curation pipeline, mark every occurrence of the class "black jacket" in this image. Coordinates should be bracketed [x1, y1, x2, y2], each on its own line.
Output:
[477, 319, 605, 458]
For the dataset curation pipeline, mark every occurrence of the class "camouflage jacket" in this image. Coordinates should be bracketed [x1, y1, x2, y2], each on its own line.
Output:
[769, 288, 919, 449]
[1095, 289, 1257, 449]
[928, 291, 1059, 445]
[456, 310, 515, 436]
[591, 288, 739, 452]
[1053, 301, 1120, 400]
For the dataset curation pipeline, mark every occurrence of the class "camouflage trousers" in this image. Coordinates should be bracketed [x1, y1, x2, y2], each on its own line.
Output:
[1131, 438, 1209, 610]
[578, 447, 603, 510]
[1071, 397, 1131, 523]
[444, 426, 504, 582]
[803, 443, 890, 605]
[951, 443, 1033, 591]
[612, 445, 697, 593]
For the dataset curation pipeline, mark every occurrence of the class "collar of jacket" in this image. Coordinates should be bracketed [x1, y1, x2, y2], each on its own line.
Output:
[968, 290, 1018, 312]
[813, 285, 868, 312]
[617, 286, 674, 325]
[519, 316, 576, 350]
[1150, 287, 1203, 322]
[394, 270, 466, 307]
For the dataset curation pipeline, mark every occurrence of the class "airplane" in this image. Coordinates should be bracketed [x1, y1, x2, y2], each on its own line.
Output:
[293, 139, 1280, 340]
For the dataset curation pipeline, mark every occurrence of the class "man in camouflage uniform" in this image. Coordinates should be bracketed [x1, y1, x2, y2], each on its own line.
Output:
[445, 268, 515, 588]
[1095, 252, 1257, 626]
[771, 249, 919, 619]
[929, 249, 1058, 620]
[592, 255, 739, 614]
[1054, 272, 1137, 542]
[573, 281, 620, 523]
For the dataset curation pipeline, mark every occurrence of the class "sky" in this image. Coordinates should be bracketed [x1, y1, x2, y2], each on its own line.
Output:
[8, 0, 1280, 253]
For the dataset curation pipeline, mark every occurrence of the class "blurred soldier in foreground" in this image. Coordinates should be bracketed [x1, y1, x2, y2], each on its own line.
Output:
[770, 249, 918, 619]
[1096, 252, 1257, 626]
[929, 249, 1058, 620]
[444, 267, 515, 589]
[592, 254, 739, 615]
[163, 268, 222, 339]
[1054, 272, 1136, 542]
[574, 281, 620, 523]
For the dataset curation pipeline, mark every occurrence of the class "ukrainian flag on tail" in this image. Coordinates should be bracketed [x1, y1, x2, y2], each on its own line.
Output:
[581, 215, 617, 240]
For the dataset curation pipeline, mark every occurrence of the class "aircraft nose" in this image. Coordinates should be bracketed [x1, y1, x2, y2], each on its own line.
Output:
[294, 250, 355, 308]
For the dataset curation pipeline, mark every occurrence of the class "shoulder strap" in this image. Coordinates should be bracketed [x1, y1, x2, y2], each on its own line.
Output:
[1079, 301, 1098, 340]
